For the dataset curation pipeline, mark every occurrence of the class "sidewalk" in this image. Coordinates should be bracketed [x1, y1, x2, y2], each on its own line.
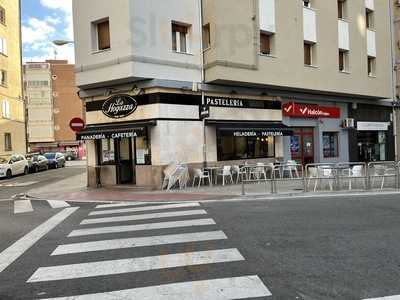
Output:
[26, 171, 400, 203]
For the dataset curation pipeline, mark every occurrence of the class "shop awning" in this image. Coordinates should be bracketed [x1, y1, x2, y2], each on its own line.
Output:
[77, 120, 156, 141]
[206, 120, 293, 137]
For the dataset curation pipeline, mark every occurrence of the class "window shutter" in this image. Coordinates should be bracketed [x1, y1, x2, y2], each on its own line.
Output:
[97, 20, 110, 50]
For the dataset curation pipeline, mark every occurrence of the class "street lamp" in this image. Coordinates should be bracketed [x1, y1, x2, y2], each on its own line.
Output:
[52, 40, 74, 46]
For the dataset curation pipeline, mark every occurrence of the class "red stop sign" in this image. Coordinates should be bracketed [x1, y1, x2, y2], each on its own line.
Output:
[69, 117, 85, 132]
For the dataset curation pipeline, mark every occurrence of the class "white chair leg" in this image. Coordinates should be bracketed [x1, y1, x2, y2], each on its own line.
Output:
[349, 178, 352, 190]
[223, 176, 225, 186]
[314, 179, 318, 192]
[381, 177, 385, 190]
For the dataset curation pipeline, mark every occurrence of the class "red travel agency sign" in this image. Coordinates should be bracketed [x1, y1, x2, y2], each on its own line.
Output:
[282, 102, 341, 119]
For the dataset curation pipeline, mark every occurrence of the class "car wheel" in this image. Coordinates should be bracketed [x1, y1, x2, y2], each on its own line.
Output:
[35, 166, 39, 173]
[24, 167, 29, 175]
[67, 156, 72, 161]
[55, 163, 58, 169]
[6, 170, 12, 179]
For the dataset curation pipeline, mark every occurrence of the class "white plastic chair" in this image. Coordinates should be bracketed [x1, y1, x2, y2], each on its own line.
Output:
[249, 163, 267, 182]
[347, 165, 365, 190]
[217, 166, 233, 186]
[192, 169, 211, 188]
[232, 165, 247, 184]
[307, 167, 319, 191]
[371, 166, 396, 190]
[282, 160, 299, 178]
[317, 166, 334, 191]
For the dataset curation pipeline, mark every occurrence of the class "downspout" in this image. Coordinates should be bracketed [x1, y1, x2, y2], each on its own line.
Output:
[389, 0, 398, 161]
[199, 0, 207, 167]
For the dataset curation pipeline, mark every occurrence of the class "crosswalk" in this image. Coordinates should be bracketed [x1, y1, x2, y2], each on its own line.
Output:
[28, 201, 273, 299]
[13, 199, 71, 214]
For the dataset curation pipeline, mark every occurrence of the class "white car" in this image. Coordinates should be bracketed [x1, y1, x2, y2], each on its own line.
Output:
[0, 155, 29, 179]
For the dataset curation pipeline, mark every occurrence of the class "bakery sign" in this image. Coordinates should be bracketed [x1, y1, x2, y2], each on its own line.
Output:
[282, 102, 341, 119]
[102, 94, 138, 119]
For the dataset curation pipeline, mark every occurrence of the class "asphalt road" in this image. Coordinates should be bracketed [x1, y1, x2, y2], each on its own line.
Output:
[0, 195, 400, 299]
[0, 162, 86, 200]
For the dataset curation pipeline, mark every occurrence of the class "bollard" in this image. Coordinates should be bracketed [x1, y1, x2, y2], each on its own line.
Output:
[366, 164, 371, 190]
[241, 169, 245, 196]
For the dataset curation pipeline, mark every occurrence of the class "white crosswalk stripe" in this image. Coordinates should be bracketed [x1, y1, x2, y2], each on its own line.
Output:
[89, 202, 201, 216]
[69, 218, 216, 237]
[81, 209, 208, 225]
[363, 296, 400, 300]
[40, 276, 272, 300]
[28, 248, 244, 282]
[52, 231, 227, 255]
[14, 200, 34, 214]
[28, 202, 272, 299]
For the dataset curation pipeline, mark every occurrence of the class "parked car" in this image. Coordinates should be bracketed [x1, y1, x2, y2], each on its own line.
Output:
[27, 155, 49, 173]
[44, 152, 66, 169]
[62, 151, 78, 161]
[0, 155, 29, 179]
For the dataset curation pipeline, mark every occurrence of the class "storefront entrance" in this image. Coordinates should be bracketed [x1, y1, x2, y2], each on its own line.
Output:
[116, 138, 134, 184]
[290, 128, 314, 165]
[357, 131, 387, 162]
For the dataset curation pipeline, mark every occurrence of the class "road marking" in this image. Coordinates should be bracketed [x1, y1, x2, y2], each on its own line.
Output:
[39, 276, 271, 300]
[52, 231, 227, 255]
[81, 209, 208, 225]
[0, 207, 78, 273]
[47, 201, 71, 209]
[0, 181, 38, 187]
[363, 296, 400, 300]
[89, 202, 201, 216]
[28, 248, 244, 282]
[95, 202, 148, 209]
[14, 200, 34, 214]
[69, 218, 216, 237]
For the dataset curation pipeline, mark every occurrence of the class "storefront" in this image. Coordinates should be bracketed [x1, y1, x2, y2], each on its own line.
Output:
[282, 101, 350, 165]
[348, 103, 395, 162]
[79, 92, 287, 188]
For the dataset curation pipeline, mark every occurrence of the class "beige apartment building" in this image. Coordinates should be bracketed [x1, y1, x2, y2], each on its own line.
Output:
[24, 60, 84, 157]
[0, 0, 26, 157]
[73, 0, 394, 188]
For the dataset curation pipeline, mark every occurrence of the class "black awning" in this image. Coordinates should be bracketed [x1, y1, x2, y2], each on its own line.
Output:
[77, 120, 156, 141]
[206, 120, 293, 137]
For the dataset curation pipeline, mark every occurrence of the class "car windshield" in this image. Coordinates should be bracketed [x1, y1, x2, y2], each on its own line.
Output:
[44, 153, 56, 159]
[0, 157, 9, 164]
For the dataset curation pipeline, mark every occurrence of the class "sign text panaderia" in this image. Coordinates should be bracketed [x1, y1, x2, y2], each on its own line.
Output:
[78, 129, 145, 140]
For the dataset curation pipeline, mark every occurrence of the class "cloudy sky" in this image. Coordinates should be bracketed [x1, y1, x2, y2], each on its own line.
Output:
[21, 0, 75, 63]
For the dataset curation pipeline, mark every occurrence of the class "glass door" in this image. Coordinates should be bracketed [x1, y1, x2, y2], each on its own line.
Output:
[116, 138, 134, 184]
[290, 128, 314, 165]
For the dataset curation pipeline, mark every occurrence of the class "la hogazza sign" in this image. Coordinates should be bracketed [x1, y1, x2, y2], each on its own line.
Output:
[102, 94, 138, 119]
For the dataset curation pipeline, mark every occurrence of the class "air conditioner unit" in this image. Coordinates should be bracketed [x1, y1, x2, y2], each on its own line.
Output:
[343, 118, 355, 129]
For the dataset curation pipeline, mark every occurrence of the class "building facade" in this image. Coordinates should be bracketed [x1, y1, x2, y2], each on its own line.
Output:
[24, 60, 84, 157]
[0, 0, 26, 157]
[73, 0, 393, 188]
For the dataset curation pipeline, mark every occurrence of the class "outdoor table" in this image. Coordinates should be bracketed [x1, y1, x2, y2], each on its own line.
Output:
[203, 166, 221, 185]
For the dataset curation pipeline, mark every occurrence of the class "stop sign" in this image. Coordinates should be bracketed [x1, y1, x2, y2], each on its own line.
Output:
[69, 117, 85, 132]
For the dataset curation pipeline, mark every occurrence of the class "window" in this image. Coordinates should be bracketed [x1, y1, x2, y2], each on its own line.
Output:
[323, 132, 339, 158]
[0, 37, 7, 55]
[338, 0, 346, 19]
[202, 24, 211, 50]
[0, 70, 6, 86]
[94, 19, 110, 51]
[260, 31, 274, 55]
[172, 22, 190, 53]
[135, 136, 151, 165]
[368, 56, 376, 76]
[339, 50, 349, 72]
[0, 6, 5, 25]
[27, 80, 49, 87]
[303, 0, 311, 8]
[217, 135, 275, 161]
[366, 9, 374, 29]
[2, 99, 10, 118]
[99, 139, 115, 164]
[4, 133, 11, 151]
[304, 42, 315, 66]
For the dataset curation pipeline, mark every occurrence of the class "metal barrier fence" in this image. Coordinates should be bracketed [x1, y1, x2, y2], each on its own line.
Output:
[240, 161, 400, 195]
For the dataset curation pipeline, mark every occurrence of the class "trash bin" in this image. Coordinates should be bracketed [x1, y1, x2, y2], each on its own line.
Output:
[95, 166, 102, 188]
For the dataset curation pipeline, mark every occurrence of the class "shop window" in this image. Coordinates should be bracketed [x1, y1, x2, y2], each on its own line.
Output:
[217, 135, 275, 161]
[4, 133, 11, 151]
[172, 22, 191, 53]
[135, 136, 151, 165]
[323, 132, 339, 158]
[99, 139, 115, 164]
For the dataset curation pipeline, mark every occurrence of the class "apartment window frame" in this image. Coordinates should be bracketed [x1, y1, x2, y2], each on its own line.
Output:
[2, 99, 10, 119]
[304, 42, 316, 67]
[172, 21, 191, 54]
[0, 37, 7, 56]
[4, 133, 11, 152]
[303, 0, 311, 8]
[260, 31, 275, 56]
[0, 70, 6, 86]
[339, 49, 350, 72]
[338, 0, 347, 20]
[368, 56, 376, 77]
[366, 9, 374, 30]
[92, 18, 111, 52]
[202, 23, 211, 50]
[0, 6, 5, 25]
[323, 132, 339, 158]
